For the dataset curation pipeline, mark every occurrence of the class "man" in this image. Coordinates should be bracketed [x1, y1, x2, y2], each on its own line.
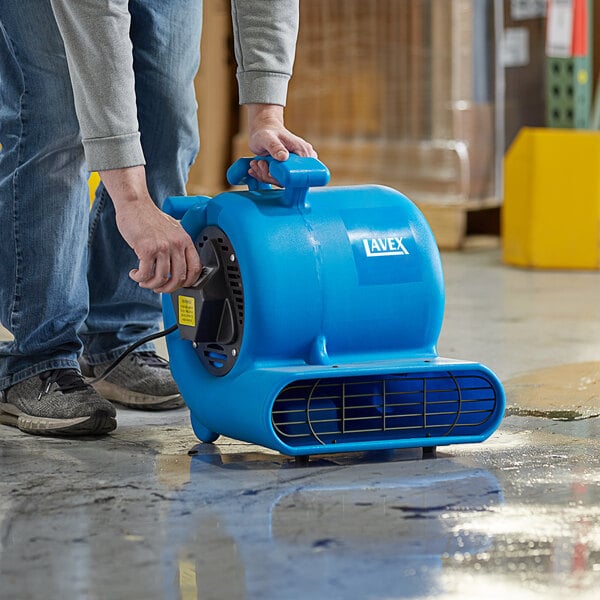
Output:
[0, 0, 315, 436]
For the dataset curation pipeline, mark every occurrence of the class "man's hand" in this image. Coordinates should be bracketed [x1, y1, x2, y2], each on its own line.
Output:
[246, 103, 317, 185]
[99, 166, 202, 294]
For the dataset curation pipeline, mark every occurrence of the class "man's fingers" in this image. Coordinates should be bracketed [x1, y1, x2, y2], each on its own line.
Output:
[278, 131, 317, 158]
[132, 253, 170, 290]
[247, 128, 319, 185]
[262, 128, 316, 159]
[183, 242, 202, 287]
[147, 253, 171, 290]
[249, 159, 279, 185]
[154, 250, 187, 294]
[130, 254, 157, 284]
[154, 242, 201, 294]
[272, 147, 289, 161]
[130, 238, 202, 294]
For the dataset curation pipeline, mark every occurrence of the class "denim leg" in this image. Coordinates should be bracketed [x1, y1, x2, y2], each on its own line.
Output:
[0, 1, 88, 389]
[82, 0, 203, 365]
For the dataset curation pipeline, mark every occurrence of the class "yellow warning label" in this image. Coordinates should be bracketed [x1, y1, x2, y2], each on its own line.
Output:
[178, 296, 196, 327]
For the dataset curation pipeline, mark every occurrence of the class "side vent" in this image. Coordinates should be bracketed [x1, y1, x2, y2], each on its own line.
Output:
[271, 370, 500, 447]
[225, 264, 245, 328]
[192, 226, 244, 376]
[204, 344, 229, 370]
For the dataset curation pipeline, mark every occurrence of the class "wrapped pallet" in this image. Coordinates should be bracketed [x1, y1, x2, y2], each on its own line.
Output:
[233, 0, 504, 248]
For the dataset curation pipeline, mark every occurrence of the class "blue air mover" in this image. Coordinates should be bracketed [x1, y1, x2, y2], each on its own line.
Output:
[161, 154, 505, 456]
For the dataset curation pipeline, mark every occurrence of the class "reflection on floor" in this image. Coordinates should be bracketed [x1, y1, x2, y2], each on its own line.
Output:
[1, 246, 599, 600]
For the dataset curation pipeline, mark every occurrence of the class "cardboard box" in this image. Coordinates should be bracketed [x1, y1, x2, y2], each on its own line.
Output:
[234, 0, 500, 207]
[186, 0, 236, 196]
[229, 0, 503, 247]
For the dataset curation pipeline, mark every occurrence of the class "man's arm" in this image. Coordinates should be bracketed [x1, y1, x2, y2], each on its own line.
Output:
[231, 0, 316, 182]
[50, 0, 315, 290]
[53, 0, 308, 171]
[50, 0, 201, 293]
[50, 0, 143, 171]
[231, 0, 298, 107]
[99, 166, 201, 294]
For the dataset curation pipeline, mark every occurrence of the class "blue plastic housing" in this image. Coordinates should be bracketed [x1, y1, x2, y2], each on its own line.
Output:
[162, 155, 505, 456]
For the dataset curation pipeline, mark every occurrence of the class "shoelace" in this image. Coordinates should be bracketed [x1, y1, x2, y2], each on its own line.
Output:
[38, 368, 91, 399]
[131, 351, 170, 369]
[86, 350, 171, 385]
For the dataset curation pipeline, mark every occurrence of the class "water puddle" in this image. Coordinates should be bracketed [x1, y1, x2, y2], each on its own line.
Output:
[504, 362, 600, 421]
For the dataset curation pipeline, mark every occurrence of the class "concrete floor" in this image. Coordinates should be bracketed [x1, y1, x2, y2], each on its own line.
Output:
[1, 245, 599, 600]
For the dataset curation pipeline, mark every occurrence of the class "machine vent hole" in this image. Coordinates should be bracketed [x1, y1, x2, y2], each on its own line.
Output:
[224, 261, 244, 325]
[271, 370, 501, 447]
[204, 345, 228, 369]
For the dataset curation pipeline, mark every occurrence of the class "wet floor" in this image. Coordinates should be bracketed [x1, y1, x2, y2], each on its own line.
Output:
[1, 245, 599, 600]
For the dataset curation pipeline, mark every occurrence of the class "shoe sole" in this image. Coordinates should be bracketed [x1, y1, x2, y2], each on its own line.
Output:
[92, 380, 185, 411]
[0, 403, 116, 436]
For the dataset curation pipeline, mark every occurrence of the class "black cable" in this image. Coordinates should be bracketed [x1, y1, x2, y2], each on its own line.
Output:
[86, 323, 178, 384]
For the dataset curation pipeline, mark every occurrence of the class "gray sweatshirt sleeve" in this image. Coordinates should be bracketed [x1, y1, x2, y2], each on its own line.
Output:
[50, 0, 299, 172]
[50, 0, 144, 172]
[231, 0, 299, 106]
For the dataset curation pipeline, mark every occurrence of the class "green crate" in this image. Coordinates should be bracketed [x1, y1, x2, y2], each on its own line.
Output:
[546, 56, 592, 128]
[546, 0, 593, 129]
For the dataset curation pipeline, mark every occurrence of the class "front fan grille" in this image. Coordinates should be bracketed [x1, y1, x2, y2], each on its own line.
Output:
[271, 370, 500, 447]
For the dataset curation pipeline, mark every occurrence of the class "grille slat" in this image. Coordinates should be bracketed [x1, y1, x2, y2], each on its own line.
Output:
[271, 371, 499, 447]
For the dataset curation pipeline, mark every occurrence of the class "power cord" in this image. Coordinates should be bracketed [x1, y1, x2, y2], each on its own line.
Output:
[86, 266, 213, 383]
[86, 323, 178, 384]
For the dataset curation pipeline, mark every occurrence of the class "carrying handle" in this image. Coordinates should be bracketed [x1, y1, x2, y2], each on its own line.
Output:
[226, 153, 330, 208]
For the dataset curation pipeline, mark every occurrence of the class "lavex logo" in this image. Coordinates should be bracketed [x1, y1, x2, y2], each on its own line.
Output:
[362, 237, 409, 257]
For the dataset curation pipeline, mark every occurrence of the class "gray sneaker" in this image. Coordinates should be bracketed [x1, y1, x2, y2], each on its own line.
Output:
[80, 351, 184, 411]
[0, 369, 117, 436]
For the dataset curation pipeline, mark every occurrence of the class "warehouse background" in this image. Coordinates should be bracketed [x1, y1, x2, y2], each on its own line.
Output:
[188, 0, 600, 251]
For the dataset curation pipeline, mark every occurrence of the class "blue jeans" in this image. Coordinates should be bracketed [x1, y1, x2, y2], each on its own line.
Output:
[0, 0, 202, 389]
